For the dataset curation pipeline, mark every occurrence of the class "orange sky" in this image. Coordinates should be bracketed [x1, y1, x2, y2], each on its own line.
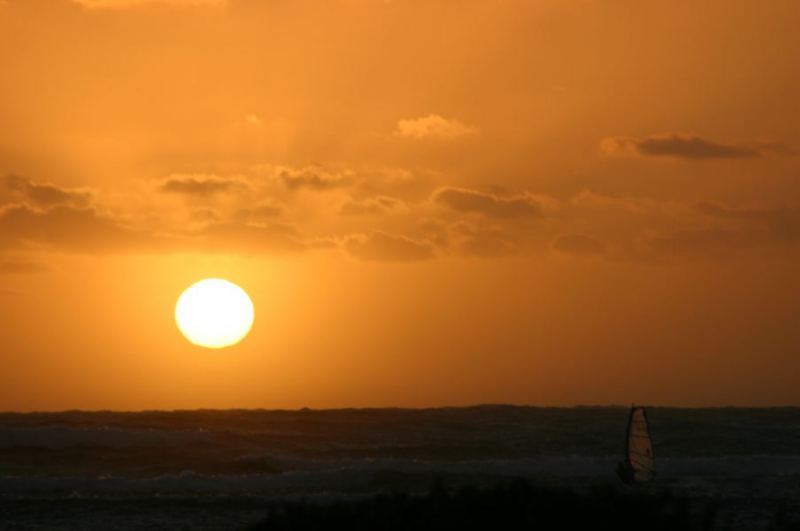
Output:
[1, 0, 799, 410]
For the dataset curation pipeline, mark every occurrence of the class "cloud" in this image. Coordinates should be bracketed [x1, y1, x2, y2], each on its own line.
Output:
[395, 115, 477, 140]
[752, 141, 795, 156]
[695, 200, 747, 218]
[696, 201, 800, 243]
[236, 201, 283, 221]
[600, 133, 764, 159]
[0, 259, 48, 274]
[0, 172, 314, 257]
[352, 168, 439, 202]
[255, 164, 435, 201]
[553, 191, 800, 262]
[0, 200, 309, 256]
[339, 196, 406, 216]
[552, 233, 606, 256]
[0, 204, 147, 253]
[344, 232, 436, 262]
[415, 218, 523, 258]
[449, 222, 519, 258]
[276, 166, 350, 191]
[72, 0, 225, 8]
[432, 187, 544, 219]
[1, 175, 91, 208]
[159, 175, 244, 197]
[647, 228, 762, 256]
[5, 169, 797, 264]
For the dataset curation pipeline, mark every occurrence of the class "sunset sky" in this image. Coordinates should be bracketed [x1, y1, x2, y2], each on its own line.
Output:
[1, 0, 798, 410]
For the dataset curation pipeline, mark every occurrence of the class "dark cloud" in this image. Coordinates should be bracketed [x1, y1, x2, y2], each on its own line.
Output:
[0, 204, 147, 253]
[552, 233, 606, 256]
[354, 168, 435, 202]
[457, 233, 517, 257]
[415, 218, 452, 250]
[1, 174, 90, 207]
[160, 175, 242, 197]
[754, 141, 796, 156]
[696, 201, 800, 243]
[339, 196, 404, 216]
[695, 200, 746, 218]
[447, 222, 518, 258]
[236, 202, 283, 222]
[761, 211, 800, 242]
[279, 167, 349, 191]
[432, 187, 543, 219]
[601, 133, 765, 159]
[647, 228, 760, 255]
[345, 232, 436, 262]
[0, 202, 305, 256]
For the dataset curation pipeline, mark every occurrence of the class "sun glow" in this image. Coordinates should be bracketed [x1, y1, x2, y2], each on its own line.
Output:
[175, 279, 254, 349]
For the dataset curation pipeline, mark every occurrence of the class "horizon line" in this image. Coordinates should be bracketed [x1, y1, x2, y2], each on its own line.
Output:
[2, 403, 800, 415]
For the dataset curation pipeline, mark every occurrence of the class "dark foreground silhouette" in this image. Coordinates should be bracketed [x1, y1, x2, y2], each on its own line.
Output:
[4, 409, 800, 530]
[249, 478, 796, 531]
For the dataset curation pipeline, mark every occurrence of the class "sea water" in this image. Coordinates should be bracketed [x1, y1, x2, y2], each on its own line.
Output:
[1, 406, 798, 530]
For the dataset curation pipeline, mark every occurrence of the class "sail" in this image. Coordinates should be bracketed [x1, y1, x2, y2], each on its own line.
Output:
[626, 406, 655, 483]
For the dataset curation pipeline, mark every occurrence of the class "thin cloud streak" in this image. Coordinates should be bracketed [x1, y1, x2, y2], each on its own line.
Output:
[599, 133, 788, 160]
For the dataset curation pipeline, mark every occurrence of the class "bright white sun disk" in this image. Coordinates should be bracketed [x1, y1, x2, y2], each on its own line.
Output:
[175, 278, 254, 349]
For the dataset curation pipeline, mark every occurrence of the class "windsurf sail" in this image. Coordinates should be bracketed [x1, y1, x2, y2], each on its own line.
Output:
[617, 405, 655, 484]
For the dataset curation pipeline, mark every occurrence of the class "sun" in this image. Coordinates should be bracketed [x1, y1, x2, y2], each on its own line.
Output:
[175, 278, 254, 349]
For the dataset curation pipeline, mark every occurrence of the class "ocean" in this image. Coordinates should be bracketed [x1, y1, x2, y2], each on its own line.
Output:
[1, 406, 799, 530]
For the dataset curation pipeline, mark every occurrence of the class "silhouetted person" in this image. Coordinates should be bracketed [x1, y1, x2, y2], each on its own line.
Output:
[616, 460, 636, 485]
